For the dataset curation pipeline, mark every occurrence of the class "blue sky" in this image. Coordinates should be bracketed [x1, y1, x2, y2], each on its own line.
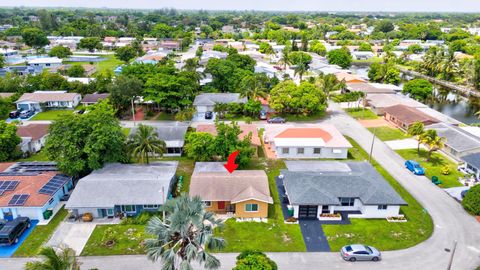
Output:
[0, 0, 479, 12]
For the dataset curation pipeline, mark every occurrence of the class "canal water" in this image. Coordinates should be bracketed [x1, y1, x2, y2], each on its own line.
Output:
[350, 65, 480, 124]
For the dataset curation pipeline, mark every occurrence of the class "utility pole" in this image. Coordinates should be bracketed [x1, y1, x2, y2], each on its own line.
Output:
[131, 97, 136, 127]
[447, 240, 457, 270]
[162, 186, 165, 221]
[369, 127, 377, 163]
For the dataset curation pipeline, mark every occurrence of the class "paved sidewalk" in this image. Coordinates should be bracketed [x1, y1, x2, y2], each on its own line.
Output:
[46, 222, 96, 255]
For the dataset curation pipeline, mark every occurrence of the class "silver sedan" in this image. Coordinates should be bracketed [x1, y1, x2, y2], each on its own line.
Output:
[340, 244, 381, 262]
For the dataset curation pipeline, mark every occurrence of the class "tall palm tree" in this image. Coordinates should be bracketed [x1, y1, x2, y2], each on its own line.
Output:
[145, 194, 225, 270]
[127, 124, 166, 164]
[25, 246, 80, 270]
[293, 61, 309, 81]
[278, 47, 291, 71]
[213, 102, 229, 119]
[407, 122, 425, 154]
[239, 73, 269, 100]
[315, 73, 345, 98]
[419, 129, 445, 161]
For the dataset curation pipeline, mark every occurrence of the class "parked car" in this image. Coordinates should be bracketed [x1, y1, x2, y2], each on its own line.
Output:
[0, 217, 30, 246]
[205, 111, 213, 120]
[267, 117, 286, 124]
[405, 160, 425, 175]
[259, 110, 267, 120]
[340, 244, 381, 262]
[20, 110, 34, 119]
[9, 110, 20, 119]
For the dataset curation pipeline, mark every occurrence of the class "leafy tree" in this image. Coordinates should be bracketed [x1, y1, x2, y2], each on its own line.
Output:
[66, 64, 86, 77]
[184, 132, 216, 161]
[462, 185, 480, 215]
[152, 23, 174, 38]
[314, 73, 345, 98]
[48, 46, 72, 58]
[269, 80, 327, 115]
[309, 40, 326, 56]
[240, 73, 270, 100]
[205, 58, 252, 93]
[21, 28, 49, 53]
[0, 55, 4, 68]
[234, 250, 277, 270]
[127, 124, 166, 164]
[226, 53, 256, 72]
[145, 194, 225, 270]
[25, 246, 80, 270]
[419, 129, 445, 161]
[244, 100, 262, 117]
[368, 62, 401, 85]
[291, 40, 299, 51]
[0, 121, 21, 161]
[175, 107, 196, 122]
[278, 46, 291, 70]
[358, 42, 372, 52]
[407, 122, 425, 154]
[115, 45, 138, 63]
[402, 79, 433, 101]
[326, 48, 352, 69]
[289, 51, 312, 81]
[45, 101, 128, 177]
[407, 44, 423, 54]
[108, 75, 143, 115]
[78, 37, 102, 52]
[0, 97, 14, 120]
[259, 42, 274, 55]
[213, 103, 229, 119]
[375, 20, 395, 33]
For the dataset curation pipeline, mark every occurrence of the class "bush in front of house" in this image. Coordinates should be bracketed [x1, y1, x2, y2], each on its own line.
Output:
[234, 250, 278, 270]
[462, 185, 480, 215]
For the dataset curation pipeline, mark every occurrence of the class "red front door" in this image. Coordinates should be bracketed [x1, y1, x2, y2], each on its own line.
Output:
[218, 201, 225, 210]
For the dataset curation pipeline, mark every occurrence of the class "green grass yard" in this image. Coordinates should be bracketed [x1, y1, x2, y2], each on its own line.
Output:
[395, 149, 463, 188]
[367, 126, 411, 141]
[64, 54, 123, 75]
[14, 207, 68, 257]
[322, 138, 434, 251]
[30, 110, 74, 121]
[346, 108, 379, 120]
[81, 225, 150, 256]
[19, 149, 50, 162]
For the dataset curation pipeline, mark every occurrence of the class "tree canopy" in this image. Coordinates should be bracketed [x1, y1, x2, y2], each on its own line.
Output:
[402, 79, 433, 101]
[269, 80, 327, 115]
[326, 48, 352, 69]
[48, 46, 72, 58]
[0, 121, 21, 162]
[462, 185, 480, 215]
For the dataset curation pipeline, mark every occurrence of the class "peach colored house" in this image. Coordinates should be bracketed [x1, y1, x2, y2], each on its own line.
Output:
[196, 124, 261, 147]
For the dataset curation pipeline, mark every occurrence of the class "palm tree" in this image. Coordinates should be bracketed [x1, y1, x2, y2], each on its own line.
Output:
[25, 246, 80, 270]
[407, 122, 425, 154]
[145, 194, 225, 270]
[239, 73, 268, 100]
[127, 124, 166, 164]
[419, 129, 445, 161]
[293, 61, 309, 81]
[315, 73, 345, 99]
[213, 102, 229, 119]
[278, 47, 291, 71]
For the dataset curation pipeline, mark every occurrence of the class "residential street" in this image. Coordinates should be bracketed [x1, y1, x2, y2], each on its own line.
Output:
[2, 104, 479, 270]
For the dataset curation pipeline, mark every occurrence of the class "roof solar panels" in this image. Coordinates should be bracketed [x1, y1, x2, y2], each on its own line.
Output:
[8, 194, 30, 206]
[0, 180, 19, 191]
[38, 175, 70, 195]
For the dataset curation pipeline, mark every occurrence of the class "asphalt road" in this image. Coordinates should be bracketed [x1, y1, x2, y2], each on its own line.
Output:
[2, 104, 479, 270]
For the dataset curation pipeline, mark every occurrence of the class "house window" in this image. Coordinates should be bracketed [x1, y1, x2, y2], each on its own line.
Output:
[245, 203, 259, 212]
[297, 148, 304, 154]
[377, 205, 388, 210]
[143, 205, 159, 209]
[48, 198, 55, 205]
[339, 197, 355, 206]
[313, 148, 321, 154]
[203, 201, 211, 207]
[282, 148, 289, 154]
[121, 205, 136, 213]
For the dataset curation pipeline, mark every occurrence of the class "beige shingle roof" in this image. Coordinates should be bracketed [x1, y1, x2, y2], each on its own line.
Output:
[16, 92, 80, 103]
[190, 170, 273, 204]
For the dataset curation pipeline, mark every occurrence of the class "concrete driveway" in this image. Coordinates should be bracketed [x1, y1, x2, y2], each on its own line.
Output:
[384, 138, 424, 150]
[46, 222, 96, 255]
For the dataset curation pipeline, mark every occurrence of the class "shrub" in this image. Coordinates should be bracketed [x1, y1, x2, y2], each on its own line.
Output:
[286, 217, 297, 222]
[462, 185, 480, 215]
[235, 250, 277, 270]
[441, 165, 451, 175]
[121, 211, 157, 225]
[101, 227, 118, 247]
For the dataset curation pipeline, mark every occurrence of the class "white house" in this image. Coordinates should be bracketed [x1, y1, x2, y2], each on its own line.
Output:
[15, 91, 82, 112]
[193, 93, 247, 118]
[27, 57, 63, 69]
[16, 124, 49, 154]
[281, 161, 407, 220]
[263, 124, 352, 159]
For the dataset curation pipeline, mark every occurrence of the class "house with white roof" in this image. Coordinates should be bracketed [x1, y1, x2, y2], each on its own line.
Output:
[27, 57, 63, 69]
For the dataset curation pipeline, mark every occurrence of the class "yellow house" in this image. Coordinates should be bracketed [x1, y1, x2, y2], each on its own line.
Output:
[189, 166, 273, 219]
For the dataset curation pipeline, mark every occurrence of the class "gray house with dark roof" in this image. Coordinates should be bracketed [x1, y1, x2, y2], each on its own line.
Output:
[281, 161, 406, 220]
[427, 123, 480, 161]
[129, 123, 188, 156]
[460, 153, 480, 180]
[193, 93, 247, 118]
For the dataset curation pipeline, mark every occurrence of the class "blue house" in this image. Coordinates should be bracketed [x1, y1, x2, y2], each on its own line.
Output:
[0, 162, 73, 224]
[66, 162, 178, 219]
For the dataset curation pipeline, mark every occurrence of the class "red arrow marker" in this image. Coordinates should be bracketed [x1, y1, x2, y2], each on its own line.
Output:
[224, 150, 239, 173]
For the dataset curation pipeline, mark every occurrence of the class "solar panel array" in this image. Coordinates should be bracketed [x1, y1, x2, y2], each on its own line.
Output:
[38, 175, 70, 195]
[8, 194, 30, 206]
[0, 181, 19, 191]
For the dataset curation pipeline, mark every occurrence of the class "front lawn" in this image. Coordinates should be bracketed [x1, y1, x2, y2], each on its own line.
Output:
[14, 207, 68, 257]
[367, 126, 411, 141]
[19, 149, 50, 161]
[155, 112, 176, 121]
[395, 149, 463, 188]
[322, 138, 434, 251]
[81, 225, 150, 256]
[346, 108, 379, 120]
[30, 110, 74, 121]
[214, 159, 306, 252]
[281, 112, 326, 122]
[64, 54, 123, 75]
